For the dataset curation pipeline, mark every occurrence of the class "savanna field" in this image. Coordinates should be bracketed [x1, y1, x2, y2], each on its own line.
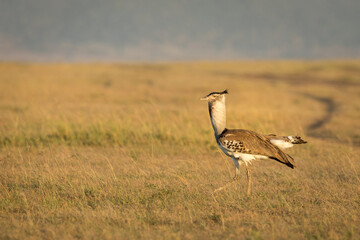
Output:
[0, 61, 359, 239]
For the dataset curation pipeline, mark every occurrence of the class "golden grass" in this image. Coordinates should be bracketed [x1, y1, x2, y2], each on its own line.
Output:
[0, 61, 359, 239]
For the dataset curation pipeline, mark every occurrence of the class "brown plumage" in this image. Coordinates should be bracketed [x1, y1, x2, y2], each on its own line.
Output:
[219, 129, 295, 168]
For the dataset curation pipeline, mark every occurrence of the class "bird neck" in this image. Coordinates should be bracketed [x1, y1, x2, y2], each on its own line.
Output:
[209, 97, 226, 138]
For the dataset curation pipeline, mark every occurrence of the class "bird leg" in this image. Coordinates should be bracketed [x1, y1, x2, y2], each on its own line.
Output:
[245, 163, 251, 196]
[233, 166, 240, 180]
[213, 166, 239, 194]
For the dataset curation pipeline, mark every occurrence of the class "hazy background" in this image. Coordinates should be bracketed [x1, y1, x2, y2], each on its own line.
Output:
[1, 0, 360, 62]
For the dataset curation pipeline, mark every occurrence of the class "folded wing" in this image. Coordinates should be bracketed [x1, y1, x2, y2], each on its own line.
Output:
[219, 129, 295, 168]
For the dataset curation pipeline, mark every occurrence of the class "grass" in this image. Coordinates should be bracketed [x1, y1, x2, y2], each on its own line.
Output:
[0, 61, 359, 239]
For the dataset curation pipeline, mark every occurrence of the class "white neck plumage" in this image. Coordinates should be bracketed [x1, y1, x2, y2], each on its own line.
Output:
[208, 96, 226, 138]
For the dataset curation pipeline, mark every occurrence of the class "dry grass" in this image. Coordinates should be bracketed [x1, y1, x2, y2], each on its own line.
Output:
[0, 61, 359, 239]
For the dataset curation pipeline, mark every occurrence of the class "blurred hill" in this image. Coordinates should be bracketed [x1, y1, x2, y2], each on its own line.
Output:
[1, 0, 359, 61]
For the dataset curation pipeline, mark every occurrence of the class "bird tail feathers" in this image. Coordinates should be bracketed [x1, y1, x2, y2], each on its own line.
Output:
[266, 134, 307, 149]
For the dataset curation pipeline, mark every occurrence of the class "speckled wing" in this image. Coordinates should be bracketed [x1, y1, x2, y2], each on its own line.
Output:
[219, 129, 295, 168]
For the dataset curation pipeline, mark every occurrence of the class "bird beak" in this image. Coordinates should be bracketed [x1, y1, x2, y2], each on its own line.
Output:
[200, 96, 208, 101]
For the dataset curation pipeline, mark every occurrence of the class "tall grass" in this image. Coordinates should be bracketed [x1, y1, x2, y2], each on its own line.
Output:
[0, 61, 359, 239]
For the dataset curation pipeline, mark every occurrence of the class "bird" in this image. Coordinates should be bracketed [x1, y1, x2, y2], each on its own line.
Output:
[200, 89, 306, 195]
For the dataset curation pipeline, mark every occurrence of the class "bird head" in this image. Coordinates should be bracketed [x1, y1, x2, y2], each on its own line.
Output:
[200, 89, 228, 102]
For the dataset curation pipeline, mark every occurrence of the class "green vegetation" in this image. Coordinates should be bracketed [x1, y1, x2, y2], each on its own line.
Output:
[0, 61, 359, 239]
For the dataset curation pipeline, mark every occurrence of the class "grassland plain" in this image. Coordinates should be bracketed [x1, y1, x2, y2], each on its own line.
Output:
[0, 61, 359, 239]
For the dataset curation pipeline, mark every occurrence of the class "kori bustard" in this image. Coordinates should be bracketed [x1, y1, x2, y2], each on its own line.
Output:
[201, 90, 306, 195]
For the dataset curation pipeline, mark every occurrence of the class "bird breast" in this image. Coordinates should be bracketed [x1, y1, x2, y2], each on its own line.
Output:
[217, 140, 268, 164]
